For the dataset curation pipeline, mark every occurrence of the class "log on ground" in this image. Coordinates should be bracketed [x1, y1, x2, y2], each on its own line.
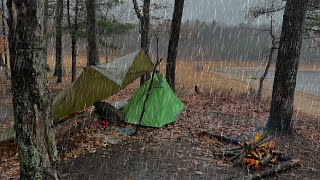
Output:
[232, 159, 301, 180]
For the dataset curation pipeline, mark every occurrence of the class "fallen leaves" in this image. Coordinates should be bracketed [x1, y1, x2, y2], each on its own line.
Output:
[0, 80, 319, 179]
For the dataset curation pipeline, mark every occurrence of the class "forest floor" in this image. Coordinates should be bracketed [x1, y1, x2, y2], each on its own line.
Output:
[1, 60, 320, 179]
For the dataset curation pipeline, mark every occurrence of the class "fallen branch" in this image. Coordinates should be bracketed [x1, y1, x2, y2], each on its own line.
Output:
[259, 154, 274, 167]
[272, 151, 292, 161]
[217, 151, 240, 157]
[232, 159, 301, 180]
[200, 131, 243, 145]
[0, 112, 100, 145]
[223, 147, 243, 151]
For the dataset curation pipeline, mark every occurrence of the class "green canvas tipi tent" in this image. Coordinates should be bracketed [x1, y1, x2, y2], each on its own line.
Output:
[124, 73, 185, 127]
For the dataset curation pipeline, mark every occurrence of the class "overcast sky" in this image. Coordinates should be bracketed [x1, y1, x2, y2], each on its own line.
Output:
[122, 0, 283, 25]
[183, 0, 262, 24]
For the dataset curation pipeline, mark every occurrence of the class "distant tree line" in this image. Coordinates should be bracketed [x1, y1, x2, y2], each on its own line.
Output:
[108, 19, 320, 63]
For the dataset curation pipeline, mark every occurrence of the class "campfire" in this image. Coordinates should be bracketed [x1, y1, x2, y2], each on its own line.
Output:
[242, 132, 278, 169]
[199, 130, 300, 179]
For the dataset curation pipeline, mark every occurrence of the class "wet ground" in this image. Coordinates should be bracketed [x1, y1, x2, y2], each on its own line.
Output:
[58, 111, 320, 180]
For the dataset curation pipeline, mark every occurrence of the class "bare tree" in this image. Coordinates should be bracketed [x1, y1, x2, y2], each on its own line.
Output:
[267, 0, 309, 134]
[67, 0, 79, 82]
[7, 0, 58, 178]
[55, 0, 64, 83]
[257, 16, 278, 100]
[43, 0, 51, 71]
[86, 0, 99, 66]
[133, 0, 151, 85]
[1, 0, 8, 66]
[166, 0, 185, 91]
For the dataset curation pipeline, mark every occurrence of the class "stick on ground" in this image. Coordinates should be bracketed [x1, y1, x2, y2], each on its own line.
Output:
[200, 131, 243, 145]
[232, 159, 301, 180]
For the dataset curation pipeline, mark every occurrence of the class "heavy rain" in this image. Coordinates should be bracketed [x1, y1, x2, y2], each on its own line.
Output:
[0, 0, 319, 179]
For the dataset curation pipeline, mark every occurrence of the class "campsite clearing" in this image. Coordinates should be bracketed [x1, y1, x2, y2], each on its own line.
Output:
[1, 59, 320, 179]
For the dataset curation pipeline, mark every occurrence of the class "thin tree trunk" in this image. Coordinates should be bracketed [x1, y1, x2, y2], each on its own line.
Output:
[86, 0, 99, 66]
[166, 0, 185, 91]
[257, 47, 274, 100]
[105, 37, 108, 63]
[141, 0, 150, 53]
[257, 16, 277, 100]
[7, 0, 58, 179]
[68, 0, 79, 82]
[1, 0, 8, 65]
[267, 0, 308, 135]
[71, 35, 77, 82]
[133, 0, 151, 85]
[0, 53, 3, 65]
[43, 0, 50, 71]
[55, 0, 64, 83]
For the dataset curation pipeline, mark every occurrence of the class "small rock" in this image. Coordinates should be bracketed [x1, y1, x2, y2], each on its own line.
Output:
[195, 171, 204, 175]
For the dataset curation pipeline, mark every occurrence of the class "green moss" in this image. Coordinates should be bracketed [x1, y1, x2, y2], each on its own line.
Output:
[17, 137, 43, 179]
[47, 129, 58, 160]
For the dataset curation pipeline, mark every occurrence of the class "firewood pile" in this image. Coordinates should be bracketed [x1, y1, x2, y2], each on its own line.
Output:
[200, 130, 301, 180]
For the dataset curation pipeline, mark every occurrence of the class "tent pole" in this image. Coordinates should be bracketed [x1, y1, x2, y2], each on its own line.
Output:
[134, 58, 162, 134]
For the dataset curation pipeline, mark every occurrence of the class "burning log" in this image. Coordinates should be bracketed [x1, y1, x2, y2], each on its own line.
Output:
[233, 159, 301, 180]
[231, 132, 272, 166]
[259, 154, 274, 167]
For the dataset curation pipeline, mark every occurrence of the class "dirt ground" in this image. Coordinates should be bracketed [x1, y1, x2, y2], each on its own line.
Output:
[1, 60, 320, 179]
[56, 86, 320, 180]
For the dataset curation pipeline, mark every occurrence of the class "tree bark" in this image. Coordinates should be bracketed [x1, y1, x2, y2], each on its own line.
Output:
[55, 0, 64, 83]
[68, 0, 79, 82]
[166, 0, 185, 91]
[257, 47, 274, 100]
[105, 37, 108, 63]
[0, 52, 3, 65]
[86, 0, 99, 66]
[43, 0, 50, 71]
[133, 0, 151, 85]
[1, 0, 8, 65]
[267, 0, 308, 135]
[141, 0, 150, 53]
[6, 0, 58, 179]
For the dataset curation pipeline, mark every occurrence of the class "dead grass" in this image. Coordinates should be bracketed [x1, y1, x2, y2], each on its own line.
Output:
[1, 56, 319, 179]
[170, 60, 320, 117]
[46, 55, 319, 117]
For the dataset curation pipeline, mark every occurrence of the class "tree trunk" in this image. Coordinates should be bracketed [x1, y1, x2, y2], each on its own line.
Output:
[7, 0, 58, 179]
[257, 14, 277, 100]
[86, 0, 99, 66]
[68, 0, 79, 82]
[133, 0, 151, 85]
[105, 37, 108, 63]
[1, 0, 8, 65]
[166, 0, 185, 91]
[55, 0, 64, 83]
[43, 0, 50, 71]
[71, 35, 77, 82]
[141, 0, 150, 53]
[141, 0, 151, 85]
[257, 47, 274, 100]
[266, 0, 308, 135]
[0, 53, 3, 65]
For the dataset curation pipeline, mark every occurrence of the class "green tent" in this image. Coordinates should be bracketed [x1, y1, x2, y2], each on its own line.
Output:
[124, 73, 185, 127]
[53, 49, 154, 120]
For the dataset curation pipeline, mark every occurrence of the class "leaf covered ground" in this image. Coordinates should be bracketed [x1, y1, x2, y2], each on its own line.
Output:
[1, 79, 320, 179]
